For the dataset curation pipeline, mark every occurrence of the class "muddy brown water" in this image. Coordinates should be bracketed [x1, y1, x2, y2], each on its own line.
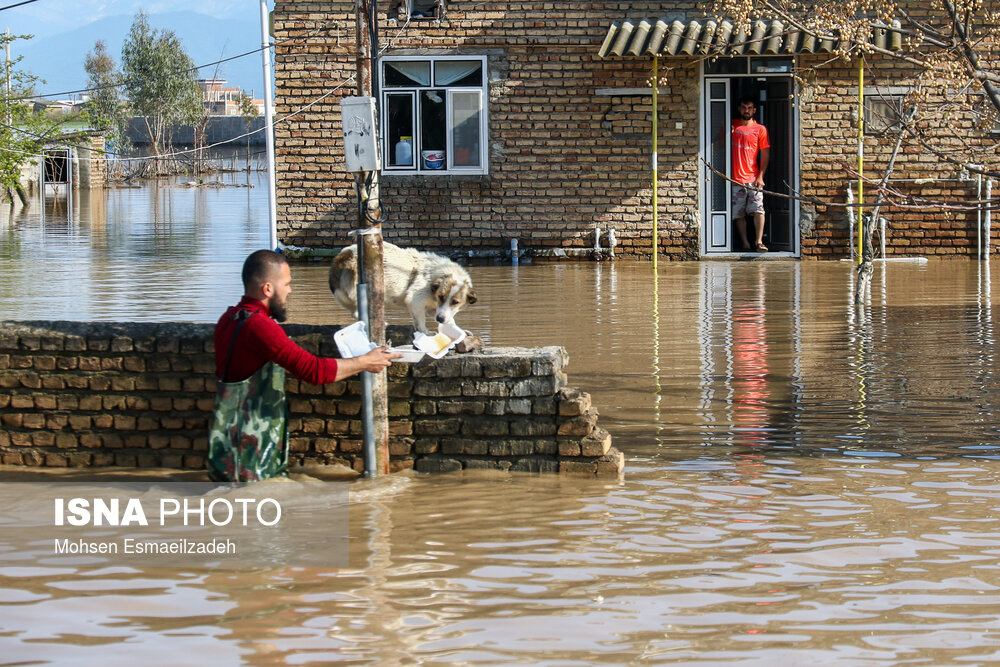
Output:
[1, 180, 999, 663]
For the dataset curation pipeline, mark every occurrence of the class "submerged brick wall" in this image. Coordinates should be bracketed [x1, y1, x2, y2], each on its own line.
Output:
[0, 321, 624, 477]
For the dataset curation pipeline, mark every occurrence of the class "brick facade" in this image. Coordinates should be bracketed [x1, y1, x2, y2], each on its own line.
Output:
[271, 1, 999, 259]
[0, 321, 624, 477]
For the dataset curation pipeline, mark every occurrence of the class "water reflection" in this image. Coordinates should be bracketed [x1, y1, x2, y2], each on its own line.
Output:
[2, 186, 1000, 662]
[0, 173, 268, 322]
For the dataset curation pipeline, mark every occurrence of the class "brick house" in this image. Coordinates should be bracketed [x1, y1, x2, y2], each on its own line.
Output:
[271, 1, 999, 259]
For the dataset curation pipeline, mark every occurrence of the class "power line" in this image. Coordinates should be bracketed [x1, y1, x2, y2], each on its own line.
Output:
[0, 0, 42, 11]
[0, 72, 356, 163]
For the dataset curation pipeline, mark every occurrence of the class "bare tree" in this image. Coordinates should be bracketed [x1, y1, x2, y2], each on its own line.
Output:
[712, 0, 999, 301]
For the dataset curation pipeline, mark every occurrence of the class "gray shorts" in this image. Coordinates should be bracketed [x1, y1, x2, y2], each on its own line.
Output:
[732, 183, 765, 218]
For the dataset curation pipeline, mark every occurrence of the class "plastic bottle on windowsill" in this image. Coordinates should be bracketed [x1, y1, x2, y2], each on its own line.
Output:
[395, 136, 412, 167]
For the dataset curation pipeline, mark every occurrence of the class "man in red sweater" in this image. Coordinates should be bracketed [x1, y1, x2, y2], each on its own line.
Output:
[731, 97, 771, 252]
[209, 249, 399, 481]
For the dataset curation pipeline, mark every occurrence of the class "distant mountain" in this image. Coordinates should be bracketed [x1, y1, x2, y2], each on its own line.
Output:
[13, 11, 266, 99]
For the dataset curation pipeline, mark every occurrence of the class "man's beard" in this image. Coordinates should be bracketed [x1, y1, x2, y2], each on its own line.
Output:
[741, 111, 754, 120]
[271, 297, 288, 322]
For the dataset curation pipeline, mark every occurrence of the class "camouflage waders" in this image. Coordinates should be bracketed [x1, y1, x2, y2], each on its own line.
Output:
[208, 310, 289, 482]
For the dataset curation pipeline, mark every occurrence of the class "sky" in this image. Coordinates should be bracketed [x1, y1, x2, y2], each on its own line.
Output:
[1, 0, 268, 40]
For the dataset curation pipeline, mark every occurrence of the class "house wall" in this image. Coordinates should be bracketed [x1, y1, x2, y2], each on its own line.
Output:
[272, 1, 704, 258]
[271, 1, 999, 259]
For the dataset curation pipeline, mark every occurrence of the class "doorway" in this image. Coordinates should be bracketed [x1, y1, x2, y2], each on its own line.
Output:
[701, 59, 798, 255]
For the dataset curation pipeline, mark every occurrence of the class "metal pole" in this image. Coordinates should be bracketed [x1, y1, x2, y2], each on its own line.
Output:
[857, 57, 864, 265]
[652, 55, 658, 269]
[356, 0, 389, 476]
[259, 0, 278, 250]
[355, 175, 377, 477]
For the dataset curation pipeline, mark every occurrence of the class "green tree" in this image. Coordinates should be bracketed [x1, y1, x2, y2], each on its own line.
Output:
[0, 32, 62, 203]
[83, 40, 130, 152]
[120, 11, 202, 165]
[236, 91, 259, 179]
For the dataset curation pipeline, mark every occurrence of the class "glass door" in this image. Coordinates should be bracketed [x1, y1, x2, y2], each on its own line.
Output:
[704, 79, 732, 252]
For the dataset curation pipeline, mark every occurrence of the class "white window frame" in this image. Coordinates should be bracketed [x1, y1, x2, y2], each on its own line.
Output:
[379, 55, 489, 176]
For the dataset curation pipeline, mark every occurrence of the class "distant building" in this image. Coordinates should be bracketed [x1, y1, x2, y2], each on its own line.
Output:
[199, 79, 265, 116]
[30, 99, 86, 116]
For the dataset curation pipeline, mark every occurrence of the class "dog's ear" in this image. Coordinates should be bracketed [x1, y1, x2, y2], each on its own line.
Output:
[466, 290, 477, 305]
[431, 278, 443, 293]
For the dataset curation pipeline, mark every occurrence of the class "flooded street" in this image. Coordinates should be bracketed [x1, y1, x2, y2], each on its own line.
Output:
[1, 180, 999, 663]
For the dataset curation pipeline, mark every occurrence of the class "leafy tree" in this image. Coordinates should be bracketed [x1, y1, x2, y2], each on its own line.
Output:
[120, 11, 202, 164]
[0, 32, 62, 203]
[236, 91, 259, 178]
[83, 40, 130, 152]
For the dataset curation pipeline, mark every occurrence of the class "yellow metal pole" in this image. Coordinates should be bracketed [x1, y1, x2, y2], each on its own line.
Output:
[652, 55, 659, 269]
[857, 56, 864, 264]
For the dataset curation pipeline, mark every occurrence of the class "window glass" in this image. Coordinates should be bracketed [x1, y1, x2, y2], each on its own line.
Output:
[751, 58, 792, 73]
[419, 90, 447, 171]
[865, 95, 903, 136]
[386, 93, 415, 167]
[384, 61, 431, 87]
[435, 60, 482, 87]
[451, 91, 481, 168]
[705, 58, 747, 75]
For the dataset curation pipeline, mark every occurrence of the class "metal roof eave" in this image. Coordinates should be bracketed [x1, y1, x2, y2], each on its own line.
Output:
[597, 18, 904, 59]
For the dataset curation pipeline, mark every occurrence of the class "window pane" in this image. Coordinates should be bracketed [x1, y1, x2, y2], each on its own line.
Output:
[451, 91, 481, 167]
[435, 60, 483, 87]
[419, 90, 447, 170]
[751, 57, 792, 73]
[386, 93, 415, 167]
[384, 61, 431, 87]
[705, 58, 747, 75]
[711, 100, 727, 211]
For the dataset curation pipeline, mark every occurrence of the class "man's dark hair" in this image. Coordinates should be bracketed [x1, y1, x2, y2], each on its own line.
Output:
[739, 96, 757, 107]
[242, 249, 288, 290]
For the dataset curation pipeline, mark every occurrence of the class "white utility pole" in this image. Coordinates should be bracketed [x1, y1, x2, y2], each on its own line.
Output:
[259, 0, 278, 250]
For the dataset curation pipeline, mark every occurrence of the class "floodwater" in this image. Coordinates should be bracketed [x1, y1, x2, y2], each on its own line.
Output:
[1, 178, 1000, 664]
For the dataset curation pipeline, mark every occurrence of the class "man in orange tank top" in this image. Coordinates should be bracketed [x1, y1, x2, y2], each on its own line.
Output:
[731, 97, 770, 252]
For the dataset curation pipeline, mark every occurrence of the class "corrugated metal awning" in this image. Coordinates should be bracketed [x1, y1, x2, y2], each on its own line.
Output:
[598, 18, 903, 58]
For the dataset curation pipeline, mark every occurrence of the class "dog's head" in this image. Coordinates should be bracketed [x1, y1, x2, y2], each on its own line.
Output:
[431, 276, 477, 324]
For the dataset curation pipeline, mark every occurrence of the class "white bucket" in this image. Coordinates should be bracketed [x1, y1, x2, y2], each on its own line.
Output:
[421, 150, 445, 170]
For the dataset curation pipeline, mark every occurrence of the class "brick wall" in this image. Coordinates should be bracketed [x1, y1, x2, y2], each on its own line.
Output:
[271, 2, 999, 259]
[272, 1, 703, 259]
[0, 321, 624, 477]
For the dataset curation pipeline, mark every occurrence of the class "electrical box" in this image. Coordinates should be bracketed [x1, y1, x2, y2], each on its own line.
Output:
[341, 97, 380, 173]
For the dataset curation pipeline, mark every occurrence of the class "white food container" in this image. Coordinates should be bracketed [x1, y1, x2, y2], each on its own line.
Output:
[387, 344, 425, 364]
[333, 321, 377, 358]
[413, 321, 466, 359]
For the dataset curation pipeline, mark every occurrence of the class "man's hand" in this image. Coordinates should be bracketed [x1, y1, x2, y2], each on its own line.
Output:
[335, 346, 403, 381]
[754, 175, 765, 189]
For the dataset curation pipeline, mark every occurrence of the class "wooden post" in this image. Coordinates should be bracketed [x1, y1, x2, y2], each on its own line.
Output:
[356, 0, 390, 475]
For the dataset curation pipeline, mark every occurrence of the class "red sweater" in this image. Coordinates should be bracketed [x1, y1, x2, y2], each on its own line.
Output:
[214, 296, 339, 384]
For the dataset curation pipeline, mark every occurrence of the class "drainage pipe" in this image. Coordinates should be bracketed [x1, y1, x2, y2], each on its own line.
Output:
[978, 172, 983, 259]
[986, 178, 993, 259]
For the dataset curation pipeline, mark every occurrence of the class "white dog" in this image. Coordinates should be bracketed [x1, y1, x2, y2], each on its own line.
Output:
[329, 241, 477, 334]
